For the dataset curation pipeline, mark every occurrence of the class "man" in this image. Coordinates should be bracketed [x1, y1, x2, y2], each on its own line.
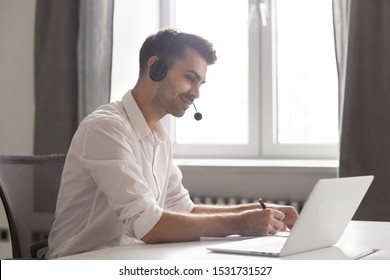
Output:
[46, 29, 298, 258]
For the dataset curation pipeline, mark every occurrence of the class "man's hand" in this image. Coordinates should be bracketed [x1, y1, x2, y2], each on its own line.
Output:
[269, 205, 299, 230]
[238, 208, 286, 236]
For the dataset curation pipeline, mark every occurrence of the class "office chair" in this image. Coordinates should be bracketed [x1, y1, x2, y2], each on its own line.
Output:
[0, 154, 66, 258]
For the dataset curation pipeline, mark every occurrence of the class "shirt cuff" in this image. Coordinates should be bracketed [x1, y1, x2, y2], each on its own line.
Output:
[133, 203, 164, 239]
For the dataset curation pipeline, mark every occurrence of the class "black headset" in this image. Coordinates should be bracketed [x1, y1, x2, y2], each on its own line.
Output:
[149, 32, 181, 82]
[149, 31, 203, 121]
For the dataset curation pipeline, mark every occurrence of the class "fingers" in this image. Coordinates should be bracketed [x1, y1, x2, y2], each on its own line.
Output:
[267, 222, 284, 235]
[269, 205, 299, 229]
[240, 208, 288, 236]
[260, 209, 285, 235]
[279, 207, 299, 229]
[268, 208, 285, 221]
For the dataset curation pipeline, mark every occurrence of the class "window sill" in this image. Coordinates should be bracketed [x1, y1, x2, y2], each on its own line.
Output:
[174, 158, 339, 169]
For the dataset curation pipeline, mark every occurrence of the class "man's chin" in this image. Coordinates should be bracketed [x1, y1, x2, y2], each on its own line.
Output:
[169, 110, 186, 118]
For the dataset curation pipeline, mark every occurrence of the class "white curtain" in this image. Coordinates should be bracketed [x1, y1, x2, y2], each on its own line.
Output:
[77, 0, 114, 123]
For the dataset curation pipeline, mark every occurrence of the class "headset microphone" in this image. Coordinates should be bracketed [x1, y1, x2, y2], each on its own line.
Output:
[193, 103, 202, 121]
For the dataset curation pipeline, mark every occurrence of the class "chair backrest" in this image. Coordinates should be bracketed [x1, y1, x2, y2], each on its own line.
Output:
[0, 154, 66, 258]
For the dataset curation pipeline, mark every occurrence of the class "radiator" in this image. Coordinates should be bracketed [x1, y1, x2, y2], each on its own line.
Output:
[191, 195, 304, 212]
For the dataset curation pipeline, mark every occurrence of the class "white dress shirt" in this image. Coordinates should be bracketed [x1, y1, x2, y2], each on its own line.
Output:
[46, 90, 194, 258]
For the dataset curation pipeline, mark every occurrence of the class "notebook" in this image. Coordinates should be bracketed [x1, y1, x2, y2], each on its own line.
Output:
[207, 175, 374, 257]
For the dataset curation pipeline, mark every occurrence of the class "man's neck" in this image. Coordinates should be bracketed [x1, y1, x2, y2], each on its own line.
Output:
[131, 81, 164, 129]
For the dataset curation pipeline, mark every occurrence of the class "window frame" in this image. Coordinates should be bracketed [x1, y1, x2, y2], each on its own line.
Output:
[161, 0, 339, 160]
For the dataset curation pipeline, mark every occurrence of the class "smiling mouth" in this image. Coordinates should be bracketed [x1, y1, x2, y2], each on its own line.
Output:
[180, 95, 193, 109]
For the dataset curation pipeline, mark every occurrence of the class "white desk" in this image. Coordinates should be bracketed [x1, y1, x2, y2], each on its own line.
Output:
[60, 221, 390, 260]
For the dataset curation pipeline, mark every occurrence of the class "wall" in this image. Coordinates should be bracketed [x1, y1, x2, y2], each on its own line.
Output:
[0, 0, 35, 155]
[180, 160, 338, 206]
[0, 0, 36, 259]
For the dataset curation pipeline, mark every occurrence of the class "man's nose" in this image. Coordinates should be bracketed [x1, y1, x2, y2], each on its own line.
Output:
[191, 86, 200, 99]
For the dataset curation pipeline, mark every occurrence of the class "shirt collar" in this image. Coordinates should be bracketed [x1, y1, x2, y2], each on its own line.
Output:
[122, 90, 169, 142]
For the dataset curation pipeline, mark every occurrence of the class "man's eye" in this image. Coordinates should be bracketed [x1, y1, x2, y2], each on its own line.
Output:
[186, 75, 195, 82]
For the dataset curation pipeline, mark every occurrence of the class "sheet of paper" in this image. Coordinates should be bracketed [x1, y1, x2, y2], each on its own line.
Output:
[200, 231, 290, 241]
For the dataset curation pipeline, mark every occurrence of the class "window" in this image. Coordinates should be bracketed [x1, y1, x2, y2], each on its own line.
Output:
[112, 0, 339, 159]
[261, 0, 339, 159]
[166, 0, 339, 159]
[275, 0, 339, 145]
[164, 0, 256, 158]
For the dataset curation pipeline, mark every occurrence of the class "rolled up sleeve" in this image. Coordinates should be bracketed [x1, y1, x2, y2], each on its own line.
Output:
[79, 117, 164, 239]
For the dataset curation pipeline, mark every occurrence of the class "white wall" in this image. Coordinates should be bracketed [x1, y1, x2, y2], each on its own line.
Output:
[0, 0, 35, 156]
[0, 0, 36, 259]
[180, 160, 338, 204]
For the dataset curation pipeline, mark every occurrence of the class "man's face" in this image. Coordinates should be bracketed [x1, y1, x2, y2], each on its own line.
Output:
[155, 47, 208, 118]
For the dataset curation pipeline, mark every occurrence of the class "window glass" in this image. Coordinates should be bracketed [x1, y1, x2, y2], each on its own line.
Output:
[174, 0, 249, 145]
[275, 0, 338, 144]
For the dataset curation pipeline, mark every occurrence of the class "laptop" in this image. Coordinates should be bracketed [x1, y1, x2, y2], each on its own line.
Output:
[207, 175, 374, 257]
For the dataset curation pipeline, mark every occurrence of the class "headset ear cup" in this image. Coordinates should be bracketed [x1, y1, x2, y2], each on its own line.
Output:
[149, 61, 168, 81]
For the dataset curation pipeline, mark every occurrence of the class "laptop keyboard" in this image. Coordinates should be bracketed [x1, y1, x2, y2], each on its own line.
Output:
[240, 237, 287, 253]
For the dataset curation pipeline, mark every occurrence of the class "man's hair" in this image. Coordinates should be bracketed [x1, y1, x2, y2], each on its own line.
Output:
[139, 29, 217, 75]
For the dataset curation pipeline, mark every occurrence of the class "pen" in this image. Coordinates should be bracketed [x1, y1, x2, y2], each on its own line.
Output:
[352, 249, 380, 260]
[258, 198, 267, 210]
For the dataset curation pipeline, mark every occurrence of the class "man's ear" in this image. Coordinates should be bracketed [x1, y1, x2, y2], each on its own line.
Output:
[147, 56, 160, 68]
[148, 55, 168, 82]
